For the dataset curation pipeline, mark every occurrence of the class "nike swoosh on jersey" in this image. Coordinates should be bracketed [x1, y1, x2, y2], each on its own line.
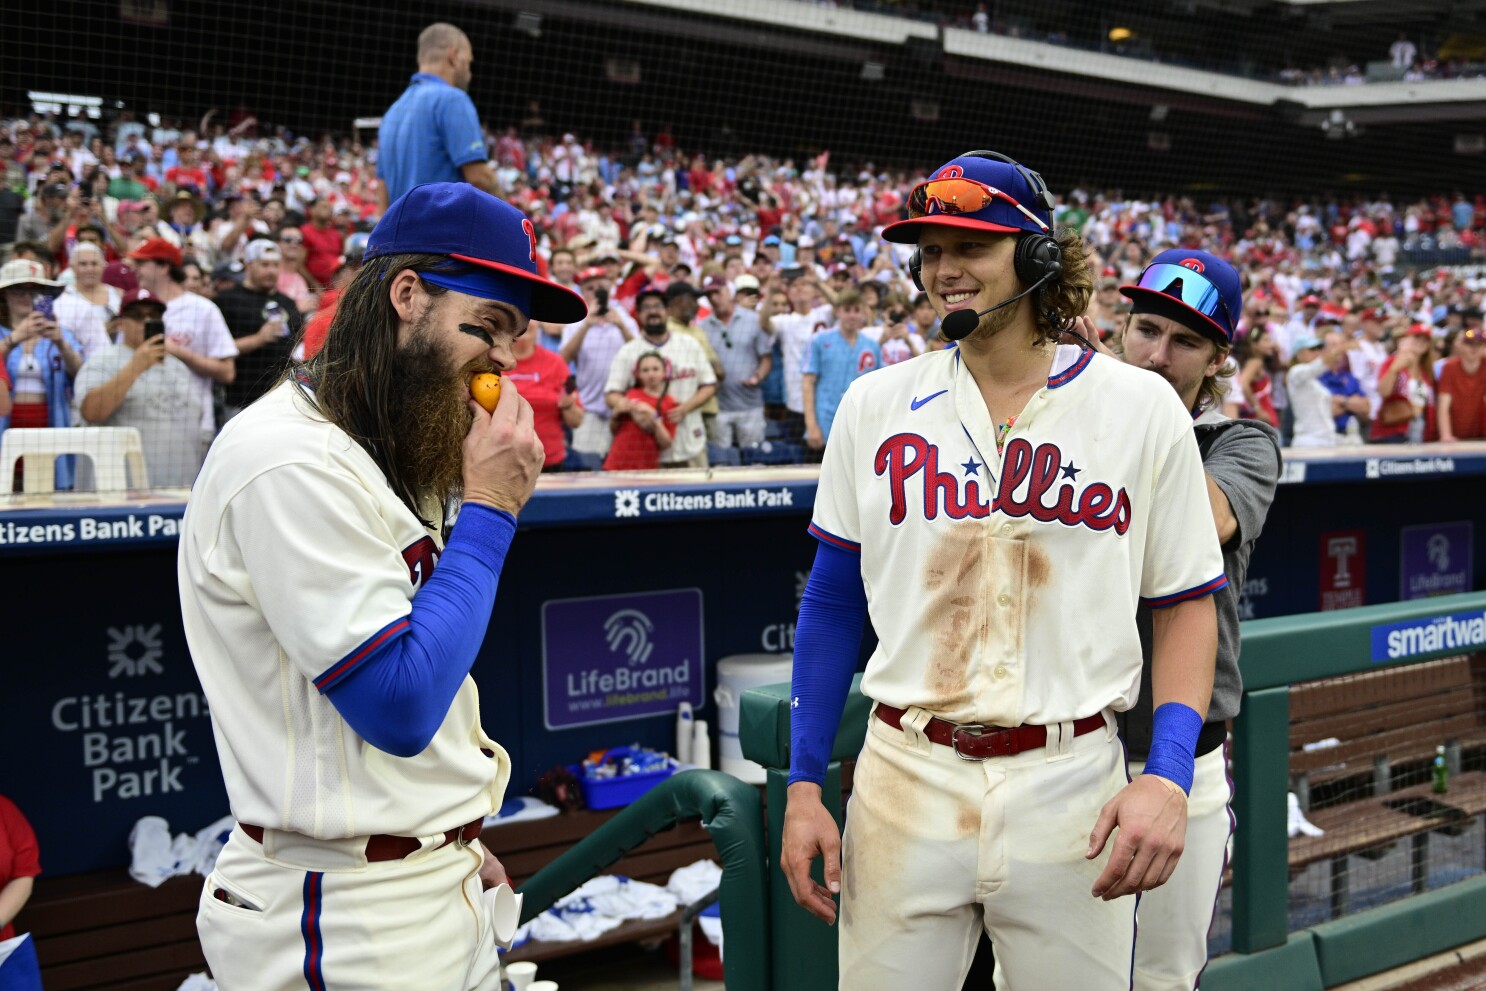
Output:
[910, 390, 948, 411]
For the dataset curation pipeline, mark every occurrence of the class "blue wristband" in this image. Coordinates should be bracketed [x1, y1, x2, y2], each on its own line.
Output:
[1141, 702, 1204, 795]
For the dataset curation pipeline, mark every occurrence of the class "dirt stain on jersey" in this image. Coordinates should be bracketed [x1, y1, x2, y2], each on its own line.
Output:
[921, 522, 987, 710]
[843, 745, 912, 912]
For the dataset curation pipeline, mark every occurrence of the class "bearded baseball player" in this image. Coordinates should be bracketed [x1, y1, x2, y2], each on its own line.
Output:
[1095, 250, 1281, 991]
[178, 183, 585, 990]
[781, 151, 1225, 989]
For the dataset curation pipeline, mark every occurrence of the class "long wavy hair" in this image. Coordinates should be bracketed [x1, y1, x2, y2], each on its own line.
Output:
[1033, 227, 1095, 347]
[290, 252, 462, 526]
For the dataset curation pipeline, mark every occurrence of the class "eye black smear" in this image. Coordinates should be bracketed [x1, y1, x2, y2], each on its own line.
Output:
[458, 323, 493, 344]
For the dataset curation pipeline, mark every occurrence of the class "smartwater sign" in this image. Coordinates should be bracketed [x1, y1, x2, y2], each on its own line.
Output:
[541, 589, 705, 729]
[1371, 609, 1486, 662]
[1400, 522, 1473, 601]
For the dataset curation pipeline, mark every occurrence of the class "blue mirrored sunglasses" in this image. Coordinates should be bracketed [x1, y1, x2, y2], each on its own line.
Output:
[1135, 264, 1233, 329]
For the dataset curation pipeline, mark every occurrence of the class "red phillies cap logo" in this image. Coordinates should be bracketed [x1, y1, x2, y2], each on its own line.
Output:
[935, 165, 964, 179]
[1178, 258, 1206, 273]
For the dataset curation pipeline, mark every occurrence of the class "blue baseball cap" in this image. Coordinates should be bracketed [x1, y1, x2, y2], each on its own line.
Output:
[366, 183, 587, 324]
[1121, 249, 1242, 345]
[881, 154, 1053, 244]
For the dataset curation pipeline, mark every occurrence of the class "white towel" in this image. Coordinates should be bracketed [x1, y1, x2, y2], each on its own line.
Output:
[1288, 793, 1325, 838]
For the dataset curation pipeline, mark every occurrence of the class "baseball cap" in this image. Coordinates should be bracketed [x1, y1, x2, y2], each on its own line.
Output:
[724, 234, 743, 247]
[882, 153, 1053, 245]
[1291, 333, 1323, 351]
[665, 281, 699, 302]
[243, 239, 282, 264]
[1460, 326, 1486, 344]
[102, 261, 138, 293]
[1360, 307, 1386, 322]
[701, 275, 729, 295]
[129, 238, 185, 268]
[634, 283, 667, 308]
[212, 260, 245, 284]
[1299, 294, 1322, 307]
[731, 274, 761, 294]
[40, 182, 68, 199]
[366, 182, 586, 324]
[1120, 249, 1242, 345]
[575, 266, 607, 284]
[0, 259, 63, 295]
[1405, 322, 1433, 337]
[798, 236, 816, 249]
[762, 235, 781, 247]
[119, 288, 167, 314]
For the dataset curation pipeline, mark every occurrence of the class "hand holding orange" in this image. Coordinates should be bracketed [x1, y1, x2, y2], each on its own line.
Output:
[470, 373, 502, 413]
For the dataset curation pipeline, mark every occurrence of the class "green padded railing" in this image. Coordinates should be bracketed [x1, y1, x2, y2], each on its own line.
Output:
[516, 769, 768, 990]
[741, 591, 1486, 991]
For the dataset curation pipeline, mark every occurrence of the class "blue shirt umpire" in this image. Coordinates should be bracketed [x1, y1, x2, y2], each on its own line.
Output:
[377, 23, 501, 210]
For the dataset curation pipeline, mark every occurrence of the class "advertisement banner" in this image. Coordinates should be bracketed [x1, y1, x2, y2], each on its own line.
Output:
[542, 589, 705, 730]
[1399, 522, 1473, 601]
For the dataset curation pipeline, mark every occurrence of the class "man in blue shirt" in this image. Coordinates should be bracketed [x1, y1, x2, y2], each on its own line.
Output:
[802, 288, 881, 451]
[377, 23, 498, 210]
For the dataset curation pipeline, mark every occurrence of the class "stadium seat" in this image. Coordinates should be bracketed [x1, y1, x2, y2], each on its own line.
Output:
[564, 450, 606, 472]
[707, 443, 742, 466]
[740, 441, 803, 466]
[0, 427, 149, 494]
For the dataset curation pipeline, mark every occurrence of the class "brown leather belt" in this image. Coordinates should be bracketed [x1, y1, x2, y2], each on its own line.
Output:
[874, 704, 1106, 761]
[239, 818, 484, 862]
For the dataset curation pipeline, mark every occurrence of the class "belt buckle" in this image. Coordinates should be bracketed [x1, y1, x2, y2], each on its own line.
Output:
[951, 723, 992, 761]
[952, 723, 1019, 760]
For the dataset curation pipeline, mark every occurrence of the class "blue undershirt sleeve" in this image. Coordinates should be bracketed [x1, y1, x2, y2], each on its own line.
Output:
[324, 503, 515, 757]
[788, 539, 869, 787]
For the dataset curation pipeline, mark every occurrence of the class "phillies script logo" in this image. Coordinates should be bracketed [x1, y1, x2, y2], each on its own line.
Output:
[874, 435, 1132, 533]
[402, 536, 439, 587]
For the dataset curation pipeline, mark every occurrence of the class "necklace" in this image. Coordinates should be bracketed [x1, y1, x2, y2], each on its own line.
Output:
[994, 414, 1018, 454]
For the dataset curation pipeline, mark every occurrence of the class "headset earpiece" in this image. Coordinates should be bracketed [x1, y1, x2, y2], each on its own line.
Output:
[908, 249, 924, 291]
[1013, 233, 1063, 289]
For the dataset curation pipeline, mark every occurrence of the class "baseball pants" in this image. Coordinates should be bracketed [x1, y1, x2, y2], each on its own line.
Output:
[839, 706, 1136, 991]
[198, 825, 503, 991]
[1128, 744, 1235, 991]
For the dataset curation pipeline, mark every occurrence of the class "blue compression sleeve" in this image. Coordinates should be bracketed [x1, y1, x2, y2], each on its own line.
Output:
[789, 539, 869, 786]
[1141, 702, 1204, 794]
[324, 504, 516, 757]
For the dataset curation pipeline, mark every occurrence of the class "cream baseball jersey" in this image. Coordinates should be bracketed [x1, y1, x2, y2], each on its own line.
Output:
[179, 380, 510, 839]
[809, 345, 1226, 726]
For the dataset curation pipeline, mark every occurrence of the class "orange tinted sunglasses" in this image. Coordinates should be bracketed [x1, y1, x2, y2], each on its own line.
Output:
[908, 177, 1049, 231]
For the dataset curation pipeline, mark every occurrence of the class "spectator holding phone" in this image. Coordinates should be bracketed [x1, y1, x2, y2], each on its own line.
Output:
[604, 351, 676, 470]
[1370, 324, 1435, 444]
[560, 267, 638, 459]
[213, 239, 301, 420]
[0, 258, 84, 486]
[73, 288, 204, 487]
[507, 330, 583, 471]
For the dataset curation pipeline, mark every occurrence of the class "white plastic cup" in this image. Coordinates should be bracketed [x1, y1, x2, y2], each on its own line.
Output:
[485, 883, 524, 950]
[528, 982, 560, 991]
[504, 961, 538, 991]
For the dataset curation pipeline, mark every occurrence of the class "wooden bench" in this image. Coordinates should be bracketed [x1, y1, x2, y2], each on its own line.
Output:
[17, 808, 723, 989]
[1285, 654, 1486, 918]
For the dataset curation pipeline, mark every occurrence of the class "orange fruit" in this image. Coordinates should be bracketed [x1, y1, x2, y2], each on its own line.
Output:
[470, 372, 502, 413]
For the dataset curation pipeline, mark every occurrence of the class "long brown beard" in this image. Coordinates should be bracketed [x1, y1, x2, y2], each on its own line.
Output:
[387, 315, 474, 509]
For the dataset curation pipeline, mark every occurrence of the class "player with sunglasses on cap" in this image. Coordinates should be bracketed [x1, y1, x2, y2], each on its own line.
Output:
[782, 151, 1225, 989]
[1076, 250, 1281, 990]
[178, 183, 586, 990]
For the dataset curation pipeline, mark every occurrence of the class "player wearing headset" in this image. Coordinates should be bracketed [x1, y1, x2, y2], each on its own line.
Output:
[781, 151, 1226, 989]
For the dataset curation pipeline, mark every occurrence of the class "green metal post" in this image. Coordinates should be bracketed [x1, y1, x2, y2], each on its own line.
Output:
[1230, 685, 1291, 953]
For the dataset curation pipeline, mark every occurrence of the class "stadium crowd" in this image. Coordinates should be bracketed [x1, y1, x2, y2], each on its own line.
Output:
[791, 2, 1482, 87]
[1, 106, 1484, 490]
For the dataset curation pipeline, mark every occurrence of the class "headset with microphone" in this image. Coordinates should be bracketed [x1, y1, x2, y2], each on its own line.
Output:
[906, 151, 1083, 346]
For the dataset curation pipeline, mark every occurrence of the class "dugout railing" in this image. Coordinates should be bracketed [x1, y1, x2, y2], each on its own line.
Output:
[738, 591, 1486, 991]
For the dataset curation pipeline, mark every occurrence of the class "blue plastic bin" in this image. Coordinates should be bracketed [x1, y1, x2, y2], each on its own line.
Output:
[569, 748, 677, 809]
